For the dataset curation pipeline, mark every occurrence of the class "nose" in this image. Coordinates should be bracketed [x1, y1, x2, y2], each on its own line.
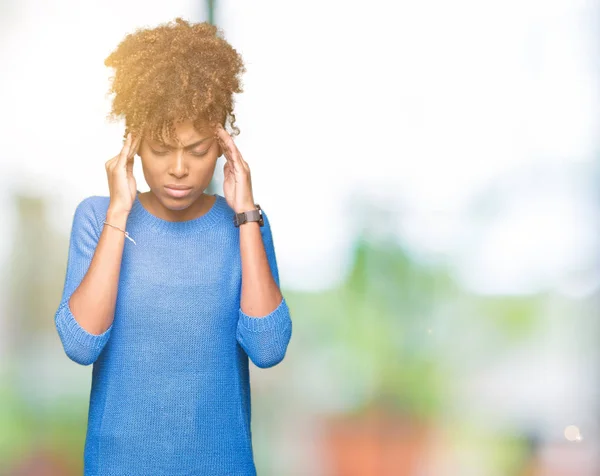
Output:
[168, 151, 188, 178]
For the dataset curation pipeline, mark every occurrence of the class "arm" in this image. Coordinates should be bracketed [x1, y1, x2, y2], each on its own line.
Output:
[236, 208, 292, 368]
[54, 197, 129, 365]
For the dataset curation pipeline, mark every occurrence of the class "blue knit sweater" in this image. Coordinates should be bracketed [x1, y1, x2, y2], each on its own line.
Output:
[54, 191, 293, 475]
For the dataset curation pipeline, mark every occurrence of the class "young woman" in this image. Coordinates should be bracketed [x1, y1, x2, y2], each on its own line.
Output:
[54, 18, 292, 475]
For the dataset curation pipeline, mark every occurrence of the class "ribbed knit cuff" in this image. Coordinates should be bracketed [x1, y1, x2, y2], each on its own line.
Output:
[238, 297, 291, 332]
[55, 299, 113, 352]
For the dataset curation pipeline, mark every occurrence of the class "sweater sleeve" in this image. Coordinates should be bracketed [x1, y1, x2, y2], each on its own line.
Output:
[236, 208, 292, 369]
[54, 196, 112, 366]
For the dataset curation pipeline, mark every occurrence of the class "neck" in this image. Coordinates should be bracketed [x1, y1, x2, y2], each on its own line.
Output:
[139, 190, 215, 222]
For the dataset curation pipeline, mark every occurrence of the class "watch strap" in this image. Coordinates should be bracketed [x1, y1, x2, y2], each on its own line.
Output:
[233, 204, 264, 227]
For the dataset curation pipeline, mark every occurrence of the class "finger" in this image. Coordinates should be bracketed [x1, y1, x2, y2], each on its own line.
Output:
[118, 133, 133, 168]
[219, 141, 235, 170]
[129, 134, 141, 159]
[121, 132, 132, 153]
[213, 137, 223, 157]
[216, 126, 240, 165]
[221, 141, 242, 174]
[106, 154, 119, 168]
[126, 152, 135, 176]
[223, 160, 233, 177]
[239, 155, 250, 172]
[126, 135, 141, 175]
[234, 153, 249, 175]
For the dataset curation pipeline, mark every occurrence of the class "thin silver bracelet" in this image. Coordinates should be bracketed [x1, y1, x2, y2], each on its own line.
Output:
[103, 220, 136, 245]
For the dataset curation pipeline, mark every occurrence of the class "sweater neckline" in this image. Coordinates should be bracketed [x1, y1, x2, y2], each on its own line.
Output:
[130, 190, 228, 234]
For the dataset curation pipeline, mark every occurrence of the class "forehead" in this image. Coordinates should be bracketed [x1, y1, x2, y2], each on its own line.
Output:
[150, 119, 211, 146]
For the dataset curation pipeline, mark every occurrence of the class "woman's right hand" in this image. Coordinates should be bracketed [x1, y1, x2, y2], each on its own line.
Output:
[106, 132, 141, 215]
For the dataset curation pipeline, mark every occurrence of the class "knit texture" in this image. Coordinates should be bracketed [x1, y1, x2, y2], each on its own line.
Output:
[54, 191, 293, 476]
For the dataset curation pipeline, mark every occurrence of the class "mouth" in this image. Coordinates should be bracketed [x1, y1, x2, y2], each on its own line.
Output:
[164, 185, 192, 198]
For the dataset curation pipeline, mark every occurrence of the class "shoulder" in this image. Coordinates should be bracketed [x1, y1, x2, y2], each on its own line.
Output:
[72, 195, 111, 234]
[74, 194, 110, 217]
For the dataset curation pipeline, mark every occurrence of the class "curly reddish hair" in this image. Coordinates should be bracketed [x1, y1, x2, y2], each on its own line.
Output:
[104, 17, 246, 143]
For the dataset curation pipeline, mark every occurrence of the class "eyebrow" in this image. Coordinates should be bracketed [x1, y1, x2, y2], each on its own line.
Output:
[155, 137, 212, 150]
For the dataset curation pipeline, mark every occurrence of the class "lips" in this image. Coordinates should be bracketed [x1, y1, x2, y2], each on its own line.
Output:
[165, 184, 192, 190]
[164, 185, 192, 198]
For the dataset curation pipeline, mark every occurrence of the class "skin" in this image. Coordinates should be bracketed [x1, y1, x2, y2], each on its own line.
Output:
[135, 119, 221, 222]
[130, 118, 257, 221]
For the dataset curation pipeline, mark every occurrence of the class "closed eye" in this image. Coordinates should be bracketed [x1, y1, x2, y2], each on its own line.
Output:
[150, 147, 169, 156]
[150, 147, 209, 157]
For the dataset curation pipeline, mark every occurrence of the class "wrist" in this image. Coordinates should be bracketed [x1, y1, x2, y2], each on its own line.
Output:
[234, 203, 256, 214]
[106, 208, 129, 225]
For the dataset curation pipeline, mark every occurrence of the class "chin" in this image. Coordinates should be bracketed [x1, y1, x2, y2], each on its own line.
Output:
[156, 191, 189, 208]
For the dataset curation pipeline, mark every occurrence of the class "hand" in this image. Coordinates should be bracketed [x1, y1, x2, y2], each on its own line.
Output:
[105, 132, 141, 214]
[215, 124, 256, 213]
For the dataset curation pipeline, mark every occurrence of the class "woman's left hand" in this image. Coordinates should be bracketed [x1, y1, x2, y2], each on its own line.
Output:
[215, 124, 256, 214]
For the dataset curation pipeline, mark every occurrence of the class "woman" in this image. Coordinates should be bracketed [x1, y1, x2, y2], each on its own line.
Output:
[54, 18, 292, 475]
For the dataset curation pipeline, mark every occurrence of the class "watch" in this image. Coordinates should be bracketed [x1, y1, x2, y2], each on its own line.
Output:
[233, 204, 264, 227]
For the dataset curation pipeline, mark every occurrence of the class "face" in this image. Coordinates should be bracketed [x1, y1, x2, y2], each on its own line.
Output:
[137, 118, 220, 212]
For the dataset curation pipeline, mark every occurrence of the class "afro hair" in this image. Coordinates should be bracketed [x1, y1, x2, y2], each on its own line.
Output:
[104, 17, 246, 144]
